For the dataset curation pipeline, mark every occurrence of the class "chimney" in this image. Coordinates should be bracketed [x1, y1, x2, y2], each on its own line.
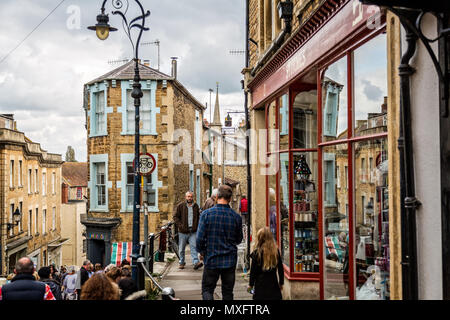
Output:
[171, 57, 178, 79]
[143, 60, 150, 67]
[381, 96, 387, 113]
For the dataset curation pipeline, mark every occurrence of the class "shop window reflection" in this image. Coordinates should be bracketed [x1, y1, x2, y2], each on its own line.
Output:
[322, 57, 347, 142]
[279, 152, 290, 267]
[268, 168, 278, 240]
[268, 101, 278, 153]
[293, 152, 319, 273]
[353, 34, 388, 137]
[293, 90, 317, 149]
[323, 144, 349, 300]
[354, 138, 390, 300]
[279, 94, 289, 151]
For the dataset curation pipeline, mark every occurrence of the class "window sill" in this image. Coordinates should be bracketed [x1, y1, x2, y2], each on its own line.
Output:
[35, 232, 40, 237]
[9, 187, 15, 191]
[89, 133, 108, 138]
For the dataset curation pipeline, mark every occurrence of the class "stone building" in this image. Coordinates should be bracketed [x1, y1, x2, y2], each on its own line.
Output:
[82, 59, 206, 266]
[61, 162, 88, 267]
[0, 114, 63, 275]
[202, 85, 248, 212]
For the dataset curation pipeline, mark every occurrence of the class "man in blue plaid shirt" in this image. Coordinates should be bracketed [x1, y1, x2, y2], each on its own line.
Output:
[196, 184, 243, 300]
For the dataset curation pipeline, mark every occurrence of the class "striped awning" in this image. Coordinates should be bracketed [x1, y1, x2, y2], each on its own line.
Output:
[110, 242, 132, 266]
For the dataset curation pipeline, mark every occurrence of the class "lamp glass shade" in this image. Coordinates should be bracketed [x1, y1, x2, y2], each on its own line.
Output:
[96, 26, 110, 40]
[13, 208, 21, 223]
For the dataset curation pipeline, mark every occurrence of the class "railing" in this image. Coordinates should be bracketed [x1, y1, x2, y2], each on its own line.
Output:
[135, 239, 176, 300]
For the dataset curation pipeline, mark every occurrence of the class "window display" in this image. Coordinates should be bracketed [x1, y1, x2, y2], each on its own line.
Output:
[280, 153, 290, 267]
[293, 153, 319, 273]
[354, 138, 390, 300]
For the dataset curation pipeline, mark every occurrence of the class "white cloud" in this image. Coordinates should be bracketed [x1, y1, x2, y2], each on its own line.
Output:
[0, 0, 245, 162]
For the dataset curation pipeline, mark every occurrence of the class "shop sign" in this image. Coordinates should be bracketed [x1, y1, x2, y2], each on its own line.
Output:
[88, 232, 105, 240]
[251, 0, 380, 107]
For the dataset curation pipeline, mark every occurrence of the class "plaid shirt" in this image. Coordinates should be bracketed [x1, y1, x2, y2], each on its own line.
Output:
[196, 204, 243, 269]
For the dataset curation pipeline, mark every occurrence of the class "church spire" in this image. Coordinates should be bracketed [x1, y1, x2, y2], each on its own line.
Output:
[212, 82, 222, 127]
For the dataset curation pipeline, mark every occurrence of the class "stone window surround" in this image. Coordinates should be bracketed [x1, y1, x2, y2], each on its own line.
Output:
[89, 153, 112, 212]
[118, 80, 160, 136]
[117, 153, 162, 213]
[88, 81, 113, 138]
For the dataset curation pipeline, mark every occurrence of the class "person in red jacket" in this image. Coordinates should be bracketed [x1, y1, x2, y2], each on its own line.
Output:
[239, 195, 248, 225]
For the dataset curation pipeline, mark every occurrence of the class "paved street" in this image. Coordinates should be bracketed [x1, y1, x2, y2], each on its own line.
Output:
[159, 248, 252, 300]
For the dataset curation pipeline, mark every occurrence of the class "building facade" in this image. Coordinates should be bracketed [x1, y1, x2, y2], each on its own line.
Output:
[82, 60, 206, 266]
[61, 162, 88, 267]
[244, 0, 393, 299]
[0, 115, 63, 275]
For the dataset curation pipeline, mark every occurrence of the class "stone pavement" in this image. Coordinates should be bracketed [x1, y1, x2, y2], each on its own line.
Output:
[158, 248, 253, 300]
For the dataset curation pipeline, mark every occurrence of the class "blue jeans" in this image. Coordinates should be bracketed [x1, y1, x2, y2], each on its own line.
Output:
[178, 231, 199, 265]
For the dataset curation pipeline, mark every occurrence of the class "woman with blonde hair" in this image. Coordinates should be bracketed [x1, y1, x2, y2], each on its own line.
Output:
[248, 227, 284, 300]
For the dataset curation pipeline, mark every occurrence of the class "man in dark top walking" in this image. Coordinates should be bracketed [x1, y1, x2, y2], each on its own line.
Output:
[196, 184, 243, 300]
[76, 259, 91, 299]
[174, 191, 203, 270]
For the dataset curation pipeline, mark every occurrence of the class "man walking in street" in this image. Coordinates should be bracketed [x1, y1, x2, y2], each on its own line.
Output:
[75, 259, 91, 300]
[202, 188, 218, 212]
[196, 184, 243, 300]
[239, 194, 248, 225]
[38, 266, 63, 300]
[0, 257, 55, 300]
[174, 191, 203, 270]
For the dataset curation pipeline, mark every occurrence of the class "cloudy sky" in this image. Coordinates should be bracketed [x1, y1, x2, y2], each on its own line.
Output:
[0, 0, 246, 161]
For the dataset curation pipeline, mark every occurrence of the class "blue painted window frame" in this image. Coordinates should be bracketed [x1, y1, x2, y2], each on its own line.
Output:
[89, 154, 111, 212]
[89, 82, 112, 137]
[118, 80, 159, 136]
[324, 152, 336, 206]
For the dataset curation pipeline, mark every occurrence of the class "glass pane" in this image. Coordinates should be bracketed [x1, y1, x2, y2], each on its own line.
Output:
[127, 185, 134, 206]
[147, 188, 156, 206]
[268, 163, 278, 240]
[127, 90, 135, 132]
[322, 57, 347, 142]
[127, 163, 134, 184]
[279, 94, 289, 151]
[293, 152, 319, 273]
[279, 153, 290, 267]
[323, 143, 349, 300]
[293, 90, 318, 149]
[267, 101, 278, 153]
[353, 34, 388, 137]
[354, 138, 390, 300]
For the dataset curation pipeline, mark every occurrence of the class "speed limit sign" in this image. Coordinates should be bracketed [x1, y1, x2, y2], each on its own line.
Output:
[135, 153, 156, 176]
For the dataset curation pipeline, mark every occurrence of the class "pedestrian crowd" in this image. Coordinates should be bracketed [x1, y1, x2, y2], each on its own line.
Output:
[174, 184, 283, 300]
[0, 184, 284, 301]
[0, 257, 146, 301]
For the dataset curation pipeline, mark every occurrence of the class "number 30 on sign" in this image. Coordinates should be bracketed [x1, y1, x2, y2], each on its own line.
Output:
[135, 153, 156, 176]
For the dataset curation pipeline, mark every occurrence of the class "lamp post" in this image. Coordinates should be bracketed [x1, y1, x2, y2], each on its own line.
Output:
[1, 208, 22, 274]
[88, 0, 150, 282]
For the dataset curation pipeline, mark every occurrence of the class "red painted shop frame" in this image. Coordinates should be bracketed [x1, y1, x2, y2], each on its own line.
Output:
[261, 18, 388, 297]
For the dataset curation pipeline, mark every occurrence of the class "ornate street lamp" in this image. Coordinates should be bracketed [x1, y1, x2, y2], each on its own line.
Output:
[277, 0, 294, 32]
[3, 208, 22, 231]
[88, 0, 150, 283]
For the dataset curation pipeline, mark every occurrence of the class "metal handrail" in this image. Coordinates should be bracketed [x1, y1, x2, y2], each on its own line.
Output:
[138, 260, 176, 300]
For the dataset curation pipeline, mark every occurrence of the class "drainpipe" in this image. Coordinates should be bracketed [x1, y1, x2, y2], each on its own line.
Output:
[245, 0, 252, 269]
[397, 15, 420, 300]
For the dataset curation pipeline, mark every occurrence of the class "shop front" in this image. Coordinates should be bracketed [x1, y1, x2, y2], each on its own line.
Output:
[248, 0, 390, 300]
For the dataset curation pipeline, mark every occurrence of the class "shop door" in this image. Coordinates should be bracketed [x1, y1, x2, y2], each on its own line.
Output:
[89, 240, 106, 266]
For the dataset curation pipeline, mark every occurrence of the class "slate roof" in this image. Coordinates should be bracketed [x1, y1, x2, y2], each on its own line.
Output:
[86, 60, 172, 85]
[62, 162, 88, 187]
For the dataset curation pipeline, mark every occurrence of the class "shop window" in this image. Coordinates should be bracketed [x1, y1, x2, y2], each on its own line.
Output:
[354, 138, 390, 300]
[353, 34, 388, 137]
[279, 153, 290, 267]
[293, 90, 317, 149]
[322, 57, 347, 141]
[293, 152, 319, 273]
[323, 143, 349, 300]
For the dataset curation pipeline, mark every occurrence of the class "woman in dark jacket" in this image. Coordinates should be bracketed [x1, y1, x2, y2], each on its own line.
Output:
[248, 227, 284, 300]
